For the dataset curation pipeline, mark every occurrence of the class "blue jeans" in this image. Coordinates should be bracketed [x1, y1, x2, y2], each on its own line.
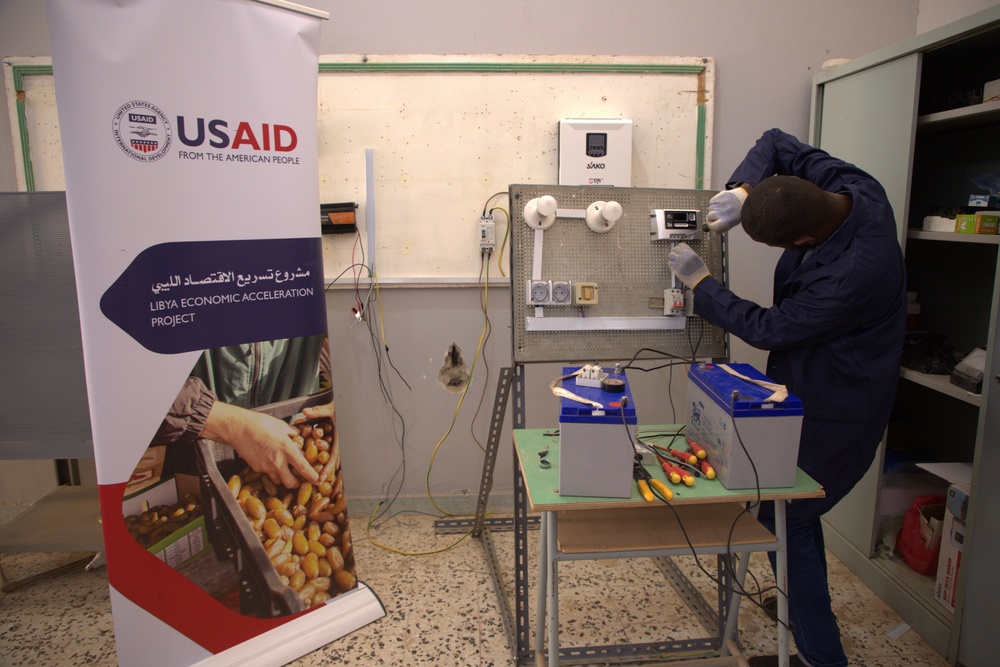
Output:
[758, 500, 848, 667]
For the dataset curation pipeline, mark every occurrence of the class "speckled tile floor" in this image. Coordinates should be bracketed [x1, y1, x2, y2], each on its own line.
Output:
[0, 510, 952, 667]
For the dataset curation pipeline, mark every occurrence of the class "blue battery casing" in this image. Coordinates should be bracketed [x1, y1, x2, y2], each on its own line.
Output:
[687, 363, 803, 418]
[558, 367, 637, 425]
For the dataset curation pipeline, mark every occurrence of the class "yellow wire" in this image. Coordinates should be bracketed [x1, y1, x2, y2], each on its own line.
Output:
[492, 206, 510, 277]
[424, 256, 491, 517]
[364, 269, 479, 555]
[365, 260, 489, 554]
[365, 502, 472, 556]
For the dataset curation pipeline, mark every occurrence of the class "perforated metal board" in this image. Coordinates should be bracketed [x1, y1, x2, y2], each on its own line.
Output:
[509, 184, 727, 364]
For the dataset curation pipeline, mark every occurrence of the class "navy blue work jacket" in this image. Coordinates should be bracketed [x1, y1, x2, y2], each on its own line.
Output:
[694, 129, 907, 509]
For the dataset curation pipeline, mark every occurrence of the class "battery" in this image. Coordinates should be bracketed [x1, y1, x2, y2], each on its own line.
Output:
[686, 363, 803, 489]
[558, 367, 636, 498]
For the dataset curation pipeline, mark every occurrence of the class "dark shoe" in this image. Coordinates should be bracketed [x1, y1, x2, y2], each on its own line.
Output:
[747, 654, 808, 667]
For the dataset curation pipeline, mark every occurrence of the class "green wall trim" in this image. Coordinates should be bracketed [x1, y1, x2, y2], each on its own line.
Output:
[696, 104, 707, 190]
[319, 62, 705, 75]
[11, 64, 52, 192]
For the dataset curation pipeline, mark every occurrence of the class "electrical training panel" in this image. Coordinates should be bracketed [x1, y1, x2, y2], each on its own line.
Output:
[509, 184, 726, 364]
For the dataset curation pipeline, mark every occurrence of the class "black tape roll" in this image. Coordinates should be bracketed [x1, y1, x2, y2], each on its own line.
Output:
[601, 377, 625, 393]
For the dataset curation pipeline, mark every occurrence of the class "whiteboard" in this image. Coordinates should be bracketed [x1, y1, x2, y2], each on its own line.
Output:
[5, 54, 714, 280]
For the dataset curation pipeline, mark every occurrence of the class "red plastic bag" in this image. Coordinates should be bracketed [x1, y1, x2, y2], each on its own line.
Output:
[896, 494, 946, 575]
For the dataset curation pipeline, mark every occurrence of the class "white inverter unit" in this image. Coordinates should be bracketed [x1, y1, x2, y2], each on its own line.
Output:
[558, 119, 632, 187]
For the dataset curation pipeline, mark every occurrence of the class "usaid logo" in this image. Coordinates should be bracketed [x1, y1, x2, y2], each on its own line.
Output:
[113, 101, 172, 162]
[586, 162, 606, 170]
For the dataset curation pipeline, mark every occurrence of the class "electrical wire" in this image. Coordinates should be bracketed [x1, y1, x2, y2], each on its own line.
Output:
[359, 294, 410, 526]
[480, 191, 507, 216]
[325, 230, 412, 529]
[364, 502, 473, 556]
[616, 381, 791, 630]
[468, 252, 494, 452]
[325, 230, 488, 554]
[489, 206, 511, 277]
[424, 252, 493, 518]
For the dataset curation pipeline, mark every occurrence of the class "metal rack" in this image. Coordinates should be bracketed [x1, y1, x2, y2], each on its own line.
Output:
[437, 184, 728, 663]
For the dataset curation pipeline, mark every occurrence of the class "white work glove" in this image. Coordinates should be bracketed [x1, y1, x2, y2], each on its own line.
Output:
[705, 186, 749, 234]
[667, 243, 711, 289]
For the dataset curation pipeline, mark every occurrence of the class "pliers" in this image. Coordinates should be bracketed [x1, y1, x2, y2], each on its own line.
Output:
[633, 456, 673, 501]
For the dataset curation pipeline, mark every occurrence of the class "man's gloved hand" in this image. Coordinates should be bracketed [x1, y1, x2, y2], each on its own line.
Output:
[704, 186, 749, 234]
[667, 243, 711, 289]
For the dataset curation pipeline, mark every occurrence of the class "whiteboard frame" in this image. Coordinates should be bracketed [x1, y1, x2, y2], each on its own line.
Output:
[6, 54, 714, 281]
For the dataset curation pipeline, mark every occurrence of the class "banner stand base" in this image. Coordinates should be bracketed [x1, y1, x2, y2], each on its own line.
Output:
[195, 583, 386, 667]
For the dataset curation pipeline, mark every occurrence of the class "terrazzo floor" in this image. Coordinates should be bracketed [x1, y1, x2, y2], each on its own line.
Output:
[0, 510, 953, 667]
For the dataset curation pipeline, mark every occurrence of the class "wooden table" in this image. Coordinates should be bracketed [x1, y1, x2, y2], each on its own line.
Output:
[514, 426, 824, 667]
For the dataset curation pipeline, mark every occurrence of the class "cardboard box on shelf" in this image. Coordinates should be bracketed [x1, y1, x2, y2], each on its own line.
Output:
[947, 482, 971, 522]
[984, 78, 1000, 104]
[916, 463, 972, 522]
[968, 194, 1000, 208]
[919, 503, 945, 550]
[954, 211, 999, 234]
[935, 510, 966, 612]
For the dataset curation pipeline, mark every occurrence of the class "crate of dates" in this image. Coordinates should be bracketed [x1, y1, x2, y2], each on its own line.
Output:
[196, 389, 357, 618]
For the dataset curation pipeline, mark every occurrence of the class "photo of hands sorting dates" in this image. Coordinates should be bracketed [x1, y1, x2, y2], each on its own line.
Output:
[122, 335, 357, 617]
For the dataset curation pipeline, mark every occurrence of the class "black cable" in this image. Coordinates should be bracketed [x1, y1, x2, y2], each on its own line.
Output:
[617, 388, 791, 631]
[481, 191, 507, 216]
[469, 252, 494, 453]
[359, 294, 409, 526]
[323, 232, 413, 526]
[710, 389, 792, 629]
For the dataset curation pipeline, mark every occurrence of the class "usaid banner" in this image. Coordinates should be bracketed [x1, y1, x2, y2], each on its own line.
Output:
[46, 1, 383, 665]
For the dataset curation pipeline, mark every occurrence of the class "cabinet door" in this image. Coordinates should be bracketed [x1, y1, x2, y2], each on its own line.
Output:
[817, 53, 921, 245]
[813, 54, 920, 555]
[957, 278, 1000, 665]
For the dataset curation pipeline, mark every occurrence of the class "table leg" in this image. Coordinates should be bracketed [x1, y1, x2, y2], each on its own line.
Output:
[721, 546, 751, 654]
[546, 511, 559, 667]
[775, 500, 789, 667]
[722, 502, 762, 657]
[536, 512, 549, 666]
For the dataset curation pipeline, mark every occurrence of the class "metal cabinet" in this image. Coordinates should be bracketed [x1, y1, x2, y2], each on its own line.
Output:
[809, 7, 1000, 666]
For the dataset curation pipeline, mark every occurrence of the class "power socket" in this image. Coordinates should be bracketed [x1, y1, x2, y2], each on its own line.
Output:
[479, 215, 495, 252]
[527, 280, 552, 305]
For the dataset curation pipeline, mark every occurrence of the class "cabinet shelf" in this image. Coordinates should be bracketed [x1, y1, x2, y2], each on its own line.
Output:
[917, 99, 1000, 134]
[907, 230, 1000, 245]
[872, 553, 954, 625]
[899, 368, 981, 406]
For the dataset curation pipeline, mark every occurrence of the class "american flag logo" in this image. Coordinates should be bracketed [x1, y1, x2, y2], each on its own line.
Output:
[131, 139, 159, 153]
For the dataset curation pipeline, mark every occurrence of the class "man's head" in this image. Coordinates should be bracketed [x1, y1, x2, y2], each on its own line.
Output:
[741, 175, 841, 249]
